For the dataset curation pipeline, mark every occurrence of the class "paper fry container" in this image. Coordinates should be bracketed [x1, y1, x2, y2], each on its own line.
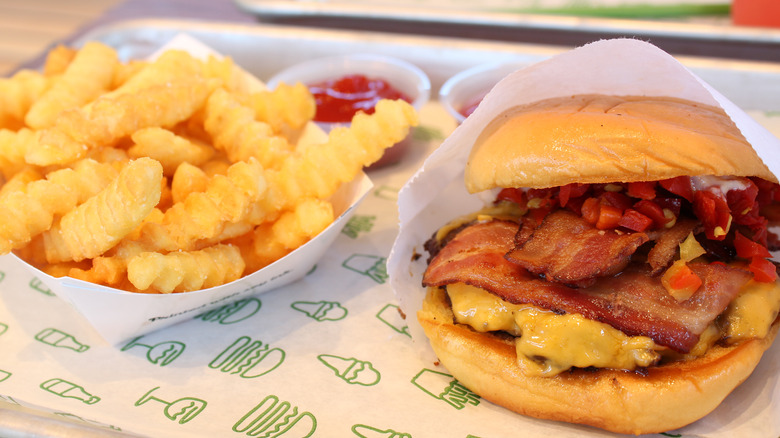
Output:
[5, 34, 375, 344]
[387, 38, 780, 434]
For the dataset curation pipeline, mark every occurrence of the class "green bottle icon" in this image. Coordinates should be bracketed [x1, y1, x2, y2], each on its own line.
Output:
[35, 328, 89, 352]
[40, 378, 100, 404]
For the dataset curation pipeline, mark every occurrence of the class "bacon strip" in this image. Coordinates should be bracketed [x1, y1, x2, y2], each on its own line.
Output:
[646, 219, 701, 275]
[505, 210, 649, 286]
[422, 220, 751, 353]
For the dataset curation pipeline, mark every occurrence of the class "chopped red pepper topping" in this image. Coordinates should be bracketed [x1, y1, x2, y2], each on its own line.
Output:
[627, 181, 657, 200]
[617, 209, 654, 232]
[660, 176, 694, 202]
[496, 178, 779, 283]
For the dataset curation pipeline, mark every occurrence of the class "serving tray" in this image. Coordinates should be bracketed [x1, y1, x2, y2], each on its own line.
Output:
[234, 0, 780, 61]
[1, 18, 779, 438]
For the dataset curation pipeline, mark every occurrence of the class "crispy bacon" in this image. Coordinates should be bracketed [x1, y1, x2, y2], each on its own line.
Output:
[505, 210, 649, 286]
[646, 219, 701, 275]
[422, 220, 752, 353]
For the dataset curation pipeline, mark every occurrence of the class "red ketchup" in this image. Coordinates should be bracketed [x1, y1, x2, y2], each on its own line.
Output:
[309, 74, 411, 123]
[458, 92, 487, 120]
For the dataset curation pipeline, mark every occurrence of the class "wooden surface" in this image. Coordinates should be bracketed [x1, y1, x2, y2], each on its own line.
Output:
[0, 0, 254, 75]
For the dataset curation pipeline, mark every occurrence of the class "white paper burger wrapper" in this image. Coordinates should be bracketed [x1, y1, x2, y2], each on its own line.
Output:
[388, 38, 780, 436]
[3, 34, 374, 345]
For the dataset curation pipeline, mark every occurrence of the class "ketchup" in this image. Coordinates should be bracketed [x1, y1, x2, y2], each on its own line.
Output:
[458, 93, 486, 119]
[309, 74, 411, 123]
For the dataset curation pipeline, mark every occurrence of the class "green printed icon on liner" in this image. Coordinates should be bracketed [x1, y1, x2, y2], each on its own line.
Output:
[342, 215, 375, 238]
[342, 254, 387, 284]
[352, 424, 412, 438]
[195, 297, 261, 324]
[291, 300, 347, 322]
[411, 369, 480, 410]
[376, 304, 410, 337]
[135, 387, 206, 425]
[122, 336, 185, 366]
[234, 394, 316, 437]
[318, 354, 381, 386]
[35, 328, 89, 352]
[0, 370, 10, 383]
[40, 378, 100, 404]
[210, 336, 285, 378]
[373, 185, 399, 201]
[29, 277, 55, 296]
[0, 322, 7, 337]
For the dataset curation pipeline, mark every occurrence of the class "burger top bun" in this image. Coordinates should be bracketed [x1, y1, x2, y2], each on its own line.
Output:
[465, 94, 777, 194]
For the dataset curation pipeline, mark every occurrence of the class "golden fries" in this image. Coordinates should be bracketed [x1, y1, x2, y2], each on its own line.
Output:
[0, 42, 419, 293]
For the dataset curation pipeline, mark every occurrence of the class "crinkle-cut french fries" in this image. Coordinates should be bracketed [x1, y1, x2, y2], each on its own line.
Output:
[25, 41, 119, 129]
[243, 198, 334, 273]
[127, 243, 245, 293]
[0, 70, 49, 130]
[0, 158, 120, 253]
[42, 157, 163, 263]
[0, 128, 38, 179]
[30, 78, 218, 166]
[0, 42, 418, 293]
[129, 127, 214, 176]
[42, 45, 77, 77]
[251, 82, 316, 133]
[171, 162, 209, 204]
[204, 87, 292, 168]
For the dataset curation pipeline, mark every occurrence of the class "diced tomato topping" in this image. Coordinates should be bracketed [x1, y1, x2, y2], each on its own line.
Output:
[660, 176, 694, 202]
[581, 197, 600, 225]
[601, 191, 633, 211]
[596, 204, 623, 230]
[617, 209, 654, 232]
[733, 230, 772, 259]
[627, 181, 657, 200]
[633, 199, 671, 229]
[495, 188, 526, 205]
[662, 260, 702, 301]
[558, 183, 589, 208]
[727, 179, 758, 218]
[653, 197, 682, 216]
[693, 190, 732, 240]
[749, 257, 778, 282]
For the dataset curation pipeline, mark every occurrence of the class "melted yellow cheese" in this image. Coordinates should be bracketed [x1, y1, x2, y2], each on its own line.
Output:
[721, 279, 780, 343]
[434, 202, 525, 243]
[446, 277, 780, 377]
[447, 283, 660, 377]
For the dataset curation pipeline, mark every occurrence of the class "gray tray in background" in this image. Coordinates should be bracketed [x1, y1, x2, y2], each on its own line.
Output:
[234, 0, 780, 61]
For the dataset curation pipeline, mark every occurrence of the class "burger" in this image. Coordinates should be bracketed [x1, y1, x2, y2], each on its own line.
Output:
[417, 94, 780, 435]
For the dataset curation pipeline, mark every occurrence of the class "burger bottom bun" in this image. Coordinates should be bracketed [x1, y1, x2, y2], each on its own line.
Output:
[418, 287, 780, 435]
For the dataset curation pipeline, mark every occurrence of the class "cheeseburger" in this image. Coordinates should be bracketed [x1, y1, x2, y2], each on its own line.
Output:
[417, 94, 780, 434]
